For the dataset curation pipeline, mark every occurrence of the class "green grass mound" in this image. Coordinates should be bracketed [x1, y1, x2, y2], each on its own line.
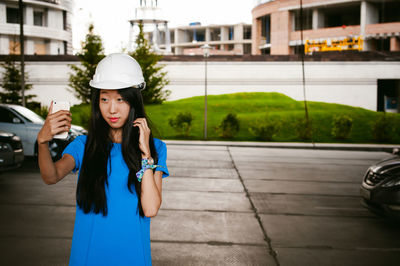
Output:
[71, 92, 400, 144]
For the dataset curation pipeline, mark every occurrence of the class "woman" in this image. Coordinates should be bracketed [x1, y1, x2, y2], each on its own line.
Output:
[37, 53, 169, 266]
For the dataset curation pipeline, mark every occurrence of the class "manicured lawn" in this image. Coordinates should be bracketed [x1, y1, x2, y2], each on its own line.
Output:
[71, 92, 400, 144]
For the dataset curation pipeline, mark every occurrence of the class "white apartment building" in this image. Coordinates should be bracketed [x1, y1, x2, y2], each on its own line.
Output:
[0, 0, 73, 55]
[146, 22, 252, 55]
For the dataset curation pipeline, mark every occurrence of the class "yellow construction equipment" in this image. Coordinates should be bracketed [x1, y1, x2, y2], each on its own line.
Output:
[305, 36, 363, 54]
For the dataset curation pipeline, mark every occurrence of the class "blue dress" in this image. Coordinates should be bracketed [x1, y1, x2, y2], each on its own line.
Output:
[62, 135, 169, 266]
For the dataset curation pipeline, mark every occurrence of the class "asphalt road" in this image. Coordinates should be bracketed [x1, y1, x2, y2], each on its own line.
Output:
[1, 145, 399, 266]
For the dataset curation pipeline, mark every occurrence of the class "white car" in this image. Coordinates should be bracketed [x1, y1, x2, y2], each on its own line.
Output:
[0, 104, 87, 159]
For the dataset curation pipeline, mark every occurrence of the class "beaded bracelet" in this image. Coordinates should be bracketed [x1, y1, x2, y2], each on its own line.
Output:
[136, 158, 165, 182]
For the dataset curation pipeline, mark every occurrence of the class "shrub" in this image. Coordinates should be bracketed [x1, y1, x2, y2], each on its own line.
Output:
[217, 113, 240, 139]
[168, 112, 193, 137]
[331, 114, 353, 140]
[249, 118, 281, 141]
[372, 113, 395, 142]
[295, 118, 313, 141]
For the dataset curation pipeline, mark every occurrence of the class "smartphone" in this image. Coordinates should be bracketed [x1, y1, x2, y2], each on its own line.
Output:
[51, 101, 70, 139]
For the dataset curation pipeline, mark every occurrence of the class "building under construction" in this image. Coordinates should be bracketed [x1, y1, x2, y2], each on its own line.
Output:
[252, 0, 400, 55]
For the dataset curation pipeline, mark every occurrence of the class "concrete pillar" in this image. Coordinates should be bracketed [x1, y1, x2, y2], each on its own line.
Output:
[234, 24, 244, 54]
[26, 39, 34, 54]
[252, 17, 261, 55]
[164, 22, 171, 53]
[0, 35, 8, 54]
[271, 10, 290, 55]
[174, 28, 184, 55]
[221, 26, 229, 41]
[220, 26, 229, 50]
[26, 6, 33, 25]
[312, 9, 324, 30]
[128, 22, 135, 51]
[205, 27, 211, 42]
[0, 3, 6, 24]
[360, 1, 379, 51]
[390, 37, 400, 51]
[152, 23, 160, 50]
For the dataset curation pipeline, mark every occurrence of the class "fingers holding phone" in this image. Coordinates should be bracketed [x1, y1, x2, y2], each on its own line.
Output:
[37, 101, 71, 144]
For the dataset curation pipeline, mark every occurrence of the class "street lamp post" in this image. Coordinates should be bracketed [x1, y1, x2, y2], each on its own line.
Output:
[19, 0, 25, 107]
[201, 44, 211, 140]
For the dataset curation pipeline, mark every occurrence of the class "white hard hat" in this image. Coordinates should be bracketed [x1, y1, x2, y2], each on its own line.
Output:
[89, 53, 145, 90]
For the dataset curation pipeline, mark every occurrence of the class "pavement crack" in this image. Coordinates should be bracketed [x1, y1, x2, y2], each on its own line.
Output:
[227, 147, 280, 266]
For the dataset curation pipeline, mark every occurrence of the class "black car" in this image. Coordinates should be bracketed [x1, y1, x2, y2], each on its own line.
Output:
[360, 149, 400, 218]
[0, 130, 24, 172]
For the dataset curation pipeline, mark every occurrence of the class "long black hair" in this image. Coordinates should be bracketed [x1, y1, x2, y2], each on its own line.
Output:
[76, 87, 159, 217]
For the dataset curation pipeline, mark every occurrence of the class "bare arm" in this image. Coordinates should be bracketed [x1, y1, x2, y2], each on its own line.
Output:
[37, 102, 75, 185]
[140, 168, 163, 217]
[134, 117, 164, 217]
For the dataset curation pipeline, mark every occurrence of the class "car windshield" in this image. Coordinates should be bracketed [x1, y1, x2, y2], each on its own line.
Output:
[11, 105, 45, 124]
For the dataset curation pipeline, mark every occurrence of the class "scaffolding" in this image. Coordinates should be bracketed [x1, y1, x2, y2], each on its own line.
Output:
[128, 0, 171, 54]
[305, 36, 364, 54]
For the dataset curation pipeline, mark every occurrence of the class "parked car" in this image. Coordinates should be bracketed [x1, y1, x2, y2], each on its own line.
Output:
[0, 104, 87, 160]
[0, 130, 24, 172]
[360, 149, 400, 218]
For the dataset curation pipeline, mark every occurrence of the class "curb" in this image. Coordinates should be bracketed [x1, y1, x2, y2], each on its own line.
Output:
[164, 140, 400, 153]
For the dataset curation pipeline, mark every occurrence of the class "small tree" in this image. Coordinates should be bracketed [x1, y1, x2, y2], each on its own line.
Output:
[129, 22, 170, 104]
[249, 114, 281, 141]
[217, 113, 240, 139]
[69, 24, 105, 104]
[169, 112, 193, 137]
[372, 113, 395, 143]
[331, 114, 353, 140]
[0, 55, 35, 105]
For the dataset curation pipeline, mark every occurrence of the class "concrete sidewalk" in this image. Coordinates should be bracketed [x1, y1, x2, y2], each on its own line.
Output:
[165, 139, 400, 153]
[1, 143, 399, 265]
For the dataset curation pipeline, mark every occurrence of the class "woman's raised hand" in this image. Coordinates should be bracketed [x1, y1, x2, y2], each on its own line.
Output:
[37, 101, 72, 144]
[133, 118, 151, 158]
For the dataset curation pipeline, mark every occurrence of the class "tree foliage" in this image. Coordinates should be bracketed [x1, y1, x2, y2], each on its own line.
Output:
[69, 24, 105, 104]
[129, 22, 170, 104]
[0, 55, 35, 105]
[217, 113, 240, 139]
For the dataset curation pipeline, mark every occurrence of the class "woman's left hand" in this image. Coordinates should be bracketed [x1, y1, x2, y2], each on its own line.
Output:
[133, 118, 151, 158]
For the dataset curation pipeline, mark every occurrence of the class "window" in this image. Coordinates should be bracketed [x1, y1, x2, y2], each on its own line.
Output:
[9, 39, 20, 54]
[375, 38, 391, 52]
[210, 28, 220, 41]
[293, 9, 312, 31]
[293, 45, 305, 55]
[229, 27, 234, 40]
[0, 107, 19, 123]
[34, 11, 44, 26]
[243, 26, 252, 40]
[34, 40, 46, 55]
[261, 48, 270, 55]
[195, 29, 205, 42]
[378, 2, 400, 23]
[63, 10, 67, 30]
[6, 7, 19, 24]
[323, 4, 360, 28]
[260, 15, 271, 43]
[243, 43, 251, 54]
[63, 41, 68, 54]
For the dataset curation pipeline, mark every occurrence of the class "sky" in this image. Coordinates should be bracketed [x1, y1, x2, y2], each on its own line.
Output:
[72, 0, 254, 54]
